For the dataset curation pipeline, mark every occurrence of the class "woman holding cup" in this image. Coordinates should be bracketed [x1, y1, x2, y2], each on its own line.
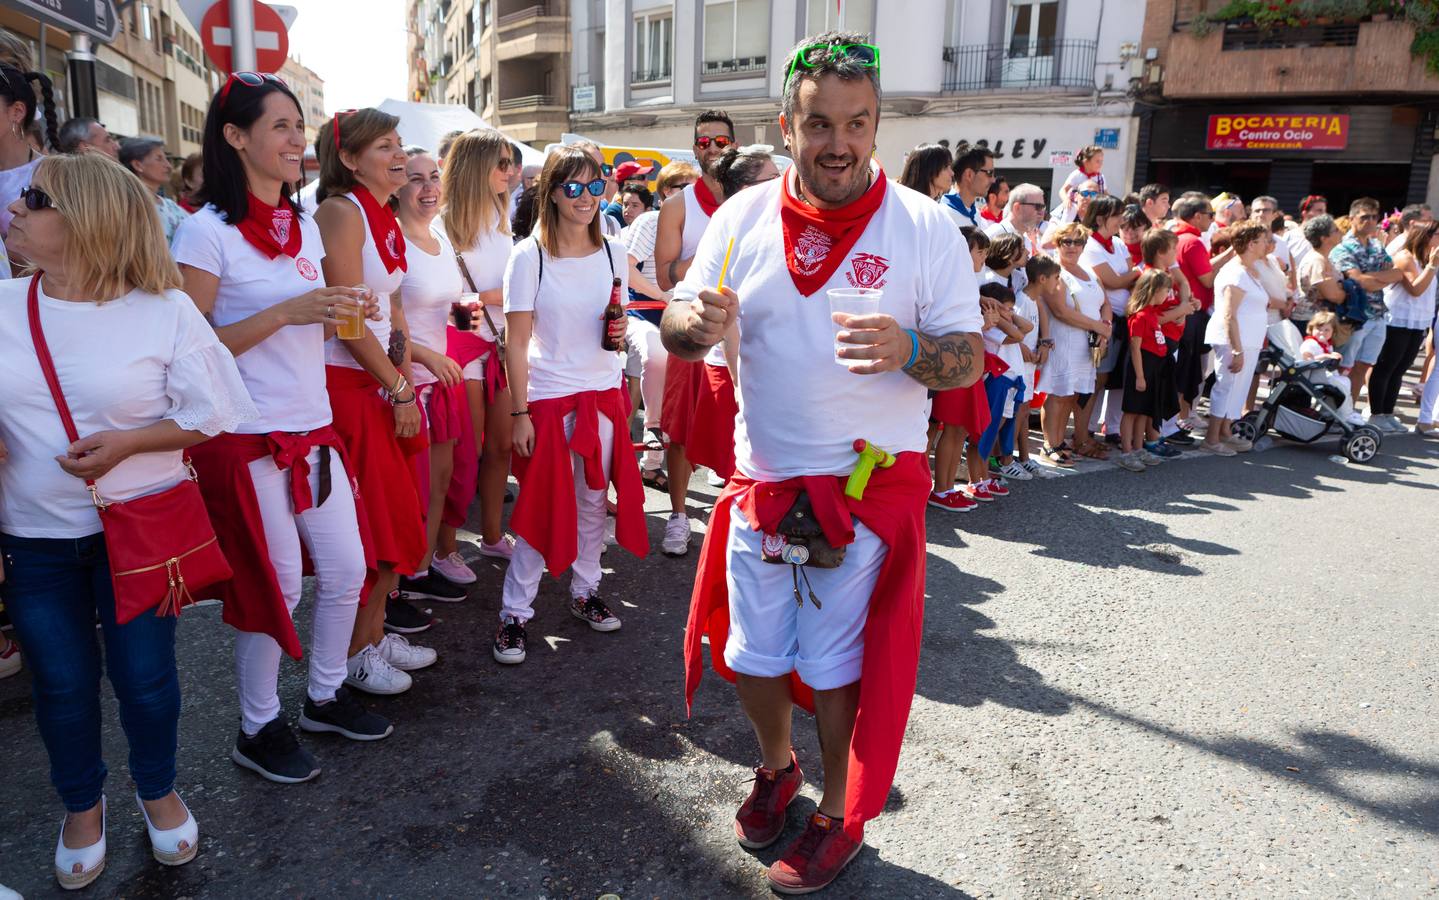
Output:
[314, 107, 433, 695]
[175, 75, 391, 784]
[1040, 222, 1112, 462]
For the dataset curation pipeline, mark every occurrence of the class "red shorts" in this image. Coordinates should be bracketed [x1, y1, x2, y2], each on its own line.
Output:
[685, 363, 738, 480]
[930, 380, 991, 436]
[662, 357, 703, 447]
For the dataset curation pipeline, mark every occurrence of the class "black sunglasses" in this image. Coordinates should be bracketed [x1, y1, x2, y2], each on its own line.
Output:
[599, 163, 614, 177]
[1058, 238, 1087, 247]
[218, 71, 283, 108]
[559, 179, 607, 199]
[20, 186, 53, 211]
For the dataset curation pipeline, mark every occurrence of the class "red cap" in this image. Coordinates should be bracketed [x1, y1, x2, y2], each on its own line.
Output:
[614, 160, 655, 182]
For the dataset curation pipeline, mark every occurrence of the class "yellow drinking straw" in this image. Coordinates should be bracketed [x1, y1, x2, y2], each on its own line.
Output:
[717, 237, 735, 291]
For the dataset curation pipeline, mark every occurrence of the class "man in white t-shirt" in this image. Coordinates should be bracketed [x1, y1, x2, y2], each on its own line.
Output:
[1251, 195, 1297, 297]
[1285, 194, 1328, 266]
[664, 31, 984, 894]
[983, 181, 1045, 255]
[940, 144, 992, 230]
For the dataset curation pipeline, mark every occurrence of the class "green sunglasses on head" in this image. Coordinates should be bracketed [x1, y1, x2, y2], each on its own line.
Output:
[784, 41, 881, 90]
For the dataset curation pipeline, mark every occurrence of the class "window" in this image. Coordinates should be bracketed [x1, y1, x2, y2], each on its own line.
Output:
[481, 1, 491, 28]
[141, 4, 153, 41]
[633, 12, 673, 82]
[806, 0, 874, 31]
[1007, 0, 1059, 56]
[703, 0, 768, 69]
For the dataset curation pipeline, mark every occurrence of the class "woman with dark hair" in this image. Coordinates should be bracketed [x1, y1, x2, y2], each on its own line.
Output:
[1372, 220, 1439, 428]
[177, 152, 203, 212]
[313, 107, 433, 692]
[175, 74, 392, 786]
[119, 137, 188, 243]
[898, 142, 952, 200]
[0, 62, 60, 239]
[711, 143, 780, 199]
[496, 144, 646, 665]
[1080, 195, 1138, 448]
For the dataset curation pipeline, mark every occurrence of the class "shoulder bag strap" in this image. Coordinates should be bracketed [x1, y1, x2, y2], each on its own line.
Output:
[26, 273, 103, 500]
[454, 249, 506, 348]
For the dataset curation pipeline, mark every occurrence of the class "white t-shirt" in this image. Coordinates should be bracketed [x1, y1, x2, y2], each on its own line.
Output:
[0, 278, 256, 537]
[942, 192, 979, 230]
[399, 225, 462, 385]
[1014, 290, 1040, 386]
[503, 236, 628, 402]
[172, 205, 332, 433]
[456, 221, 512, 344]
[1080, 235, 1132, 317]
[1298, 336, 1332, 360]
[0, 156, 42, 236]
[1206, 260, 1271, 350]
[323, 193, 405, 370]
[983, 217, 1039, 257]
[980, 265, 1029, 296]
[675, 169, 984, 480]
[984, 323, 1025, 376]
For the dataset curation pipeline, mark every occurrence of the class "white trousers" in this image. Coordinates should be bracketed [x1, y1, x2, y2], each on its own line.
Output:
[1421, 375, 1439, 425]
[1210, 345, 1259, 421]
[501, 411, 615, 622]
[626, 317, 668, 471]
[235, 449, 366, 736]
[1089, 388, 1124, 434]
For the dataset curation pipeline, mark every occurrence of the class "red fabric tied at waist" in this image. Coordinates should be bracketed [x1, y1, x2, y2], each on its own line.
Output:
[684, 451, 931, 842]
[448, 326, 507, 404]
[510, 387, 648, 576]
[190, 428, 377, 660]
[984, 352, 1009, 378]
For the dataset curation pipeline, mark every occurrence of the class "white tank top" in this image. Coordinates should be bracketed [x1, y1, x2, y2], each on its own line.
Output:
[681, 182, 712, 259]
[1383, 257, 1439, 330]
[324, 191, 407, 369]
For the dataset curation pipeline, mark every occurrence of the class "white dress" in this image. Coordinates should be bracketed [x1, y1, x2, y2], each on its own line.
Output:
[1044, 270, 1105, 398]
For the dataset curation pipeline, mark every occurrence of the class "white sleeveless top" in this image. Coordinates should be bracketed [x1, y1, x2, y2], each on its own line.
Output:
[324, 192, 406, 369]
[681, 182, 712, 259]
[1384, 256, 1438, 330]
[399, 224, 462, 385]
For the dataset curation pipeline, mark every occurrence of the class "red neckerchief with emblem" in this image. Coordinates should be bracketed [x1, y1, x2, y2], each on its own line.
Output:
[351, 184, 407, 274]
[1091, 231, 1117, 255]
[236, 193, 303, 260]
[693, 178, 721, 217]
[779, 164, 887, 297]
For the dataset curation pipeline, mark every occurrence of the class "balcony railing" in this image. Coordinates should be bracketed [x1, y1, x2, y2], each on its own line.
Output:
[498, 93, 554, 111]
[631, 67, 672, 84]
[702, 56, 767, 77]
[498, 3, 547, 27]
[1220, 21, 1360, 50]
[941, 39, 1097, 92]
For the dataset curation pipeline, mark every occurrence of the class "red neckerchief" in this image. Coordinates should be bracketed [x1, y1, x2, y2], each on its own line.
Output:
[351, 184, 407, 274]
[779, 164, 888, 297]
[1092, 231, 1117, 254]
[693, 178, 721, 217]
[980, 206, 1002, 223]
[1125, 240, 1143, 266]
[1172, 221, 1202, 239]
[236, 193, 303, 260]
[1310, 335, 1333, 354]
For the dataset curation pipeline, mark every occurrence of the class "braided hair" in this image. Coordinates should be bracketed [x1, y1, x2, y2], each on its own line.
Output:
[0, 63, 59, 152]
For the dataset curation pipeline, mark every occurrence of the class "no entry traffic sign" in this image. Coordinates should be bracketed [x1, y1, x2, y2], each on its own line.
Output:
[200, 0, 289, 74]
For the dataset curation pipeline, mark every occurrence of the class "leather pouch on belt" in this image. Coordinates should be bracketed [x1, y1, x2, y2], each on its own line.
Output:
[760, 492, 848, 569]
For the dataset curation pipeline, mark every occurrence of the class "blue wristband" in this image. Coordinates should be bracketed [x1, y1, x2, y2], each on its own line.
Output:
[903, 329, 920, 369]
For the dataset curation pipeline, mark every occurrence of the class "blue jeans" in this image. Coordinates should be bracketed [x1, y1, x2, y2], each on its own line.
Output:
[977, 374, 1025, 460]
[0, 532, 180, 812]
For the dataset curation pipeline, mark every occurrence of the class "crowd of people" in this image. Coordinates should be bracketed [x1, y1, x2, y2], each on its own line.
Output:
[0, 23, 1432, 896]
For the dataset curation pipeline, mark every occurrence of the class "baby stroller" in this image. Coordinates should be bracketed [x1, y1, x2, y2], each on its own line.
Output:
[1229, 320, 1382, 464]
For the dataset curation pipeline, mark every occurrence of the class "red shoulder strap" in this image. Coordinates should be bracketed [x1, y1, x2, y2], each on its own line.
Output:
[27, 273, 82, 446]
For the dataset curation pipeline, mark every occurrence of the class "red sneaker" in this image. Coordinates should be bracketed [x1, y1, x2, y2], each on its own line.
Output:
[927, 490, 976, 513]
[962, 481, 995, 502]
[766, 812, 863, 894]
[985, 478, 1010, 497]
[734, 751, 804, 849]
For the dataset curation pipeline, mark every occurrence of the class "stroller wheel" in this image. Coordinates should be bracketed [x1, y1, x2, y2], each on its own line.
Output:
[1343, 429, 1380, 464]
[1232, 414, 1261, 444]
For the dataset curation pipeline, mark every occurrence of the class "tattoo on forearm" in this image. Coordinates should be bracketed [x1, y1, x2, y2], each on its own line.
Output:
[388, 329, 407, 367]
[904, 332, 979, 390]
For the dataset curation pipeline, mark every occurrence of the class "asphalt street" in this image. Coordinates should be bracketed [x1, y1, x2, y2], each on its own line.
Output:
[2, 429, 1437, 899]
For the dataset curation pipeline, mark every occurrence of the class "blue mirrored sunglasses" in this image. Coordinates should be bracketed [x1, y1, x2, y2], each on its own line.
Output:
[559, 179, 607, 199]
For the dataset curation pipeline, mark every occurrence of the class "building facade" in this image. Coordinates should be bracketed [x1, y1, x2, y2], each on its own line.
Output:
[568, 0, 1145, 204]
[279, 57, 327, 144]
[406, 0, 571, 146]
[1134, 0, 1439, 212]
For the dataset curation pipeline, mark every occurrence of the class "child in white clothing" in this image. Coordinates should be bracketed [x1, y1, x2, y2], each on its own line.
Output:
[1300, 311, 1363, 425]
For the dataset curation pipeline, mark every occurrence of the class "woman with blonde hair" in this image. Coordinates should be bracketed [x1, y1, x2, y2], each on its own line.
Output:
[495, 144, 646, 665]
[1202, 222, 1272, 455]
[1041, 221, 1113, 461]
[438, 128, 518, 574]
[0, 152, 255, 889]
[314, 107, 433, 692]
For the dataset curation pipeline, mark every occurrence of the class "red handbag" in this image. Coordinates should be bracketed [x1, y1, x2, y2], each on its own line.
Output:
[27, 274, 233, 624]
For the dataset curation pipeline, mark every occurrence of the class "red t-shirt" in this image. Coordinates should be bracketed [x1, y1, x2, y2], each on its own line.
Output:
[1128, 306, 1167, 356]
[1142, 263, 1188, 342]
[1173, 223, 1214, 311]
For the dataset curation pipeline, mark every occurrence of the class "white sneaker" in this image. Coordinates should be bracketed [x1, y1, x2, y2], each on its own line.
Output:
[706, 469, 726, 487]
[431, 551, 476, 585]
[478, 535, 516, 561]
[1346, 412, 1367, 426]
[662, 513, 691, 557]
[603, 517, 617, 546]
[377, 633, 437, 672]
[345, 645, 412, 696]
[0, 638, 20, 680]
[998, 460, 1033, 480]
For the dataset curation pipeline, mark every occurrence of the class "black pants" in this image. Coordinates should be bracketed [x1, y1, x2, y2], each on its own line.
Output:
[1368, 325, 1427, 414]
[1175, 310, 1211, 404]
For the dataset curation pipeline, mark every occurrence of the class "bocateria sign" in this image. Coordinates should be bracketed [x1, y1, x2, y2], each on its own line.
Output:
[1206, 113, 1349, 151]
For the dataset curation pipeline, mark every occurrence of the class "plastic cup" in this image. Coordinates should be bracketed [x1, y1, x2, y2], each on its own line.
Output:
[451, 292, 481, 332]
[336, 289, 370, 341]
[828, 287, 883, 365]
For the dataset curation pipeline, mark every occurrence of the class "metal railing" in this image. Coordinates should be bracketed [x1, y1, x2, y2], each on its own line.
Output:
[702, 56, 768, 77]
[498, 94, 554, 110]
[1221, 21, 1361, 50]
[631, 67, 672, 84]
[941, 39, 1097, 92]
[498, 4, 547, 27]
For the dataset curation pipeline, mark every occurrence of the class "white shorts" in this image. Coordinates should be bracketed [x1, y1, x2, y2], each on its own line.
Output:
[723, 511, 886, 690]
[462, 351, 493, 381]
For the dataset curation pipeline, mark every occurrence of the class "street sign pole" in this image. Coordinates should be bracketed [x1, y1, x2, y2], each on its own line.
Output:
[228, 0, 258, 71]
[68, 33, 98, 119]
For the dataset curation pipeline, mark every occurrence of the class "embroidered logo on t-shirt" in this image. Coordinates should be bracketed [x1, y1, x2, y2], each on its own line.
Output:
[793, 225, 833, 276]
[385, 229, 400, 260]
[269, 208, 293, 248]
[846, 252, 890, 290]
[296, 257, 319, 281]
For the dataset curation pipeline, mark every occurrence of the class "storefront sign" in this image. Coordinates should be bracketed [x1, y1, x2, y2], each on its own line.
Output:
[947, 137, 1051, 161]
[1205, 114, 1350, 151]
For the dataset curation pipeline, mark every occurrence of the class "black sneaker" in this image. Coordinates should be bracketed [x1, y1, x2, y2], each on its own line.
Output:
[398, 571, 468, 603]
[1164, 429, 1196, 446]
[298, 686, 394, 741]
[493, 616, 527, 665]
[570, 595, 622, 633]
[383, 593, 434, 634]
[231, 718, 321, 783]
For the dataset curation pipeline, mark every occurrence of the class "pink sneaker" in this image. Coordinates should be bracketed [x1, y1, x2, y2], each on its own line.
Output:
[927, 490, 976, 513]
[479, 535, 516, 561]
[962, 481, 995, 502]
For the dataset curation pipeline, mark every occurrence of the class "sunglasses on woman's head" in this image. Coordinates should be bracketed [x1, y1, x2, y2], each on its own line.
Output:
[20, 186, 53, 210]
[558, 179, 607, 199]
[695, 135, 734, 150]
[218, 71, 283, 108]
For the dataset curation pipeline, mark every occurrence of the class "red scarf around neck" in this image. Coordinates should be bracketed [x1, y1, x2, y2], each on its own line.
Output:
[779, 165, 888, 297]
[693, 178, 721, 218]
[351, 184, 407, 274]
[1172, 220, 1202, 239]
[1091, 231, 1117, 254]
[980, 206, 1002, 223]
[1310, 335, 1333, 354]
[237, 193, 303, 260]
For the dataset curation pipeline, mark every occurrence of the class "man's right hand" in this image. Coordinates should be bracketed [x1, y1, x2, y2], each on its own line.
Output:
[684, 286, 738, 348]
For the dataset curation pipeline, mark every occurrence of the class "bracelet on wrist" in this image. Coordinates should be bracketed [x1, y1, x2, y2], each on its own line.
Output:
[511, 409, 530, 418]
[902, 329, 920, 369]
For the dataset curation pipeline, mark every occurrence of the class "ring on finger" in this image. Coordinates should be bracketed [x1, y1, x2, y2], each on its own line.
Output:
[326, 305, 334, 318]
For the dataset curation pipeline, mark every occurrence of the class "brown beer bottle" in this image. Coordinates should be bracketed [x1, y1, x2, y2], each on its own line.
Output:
[602, 276, 625, 351]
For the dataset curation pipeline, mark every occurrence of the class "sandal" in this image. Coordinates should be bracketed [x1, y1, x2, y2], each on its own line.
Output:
[643, 427, 667, 451]
[641, 468, 669, 492]
[1042, 445, 1075, 467]
[1075, 440, 1110, 460]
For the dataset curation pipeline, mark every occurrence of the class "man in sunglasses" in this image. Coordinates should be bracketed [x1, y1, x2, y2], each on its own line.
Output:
[664, 31, 983, 894]
[983, 181, 1046, 255]
[1332, 196, 1404, 400]
[941, 144, 994, 230]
